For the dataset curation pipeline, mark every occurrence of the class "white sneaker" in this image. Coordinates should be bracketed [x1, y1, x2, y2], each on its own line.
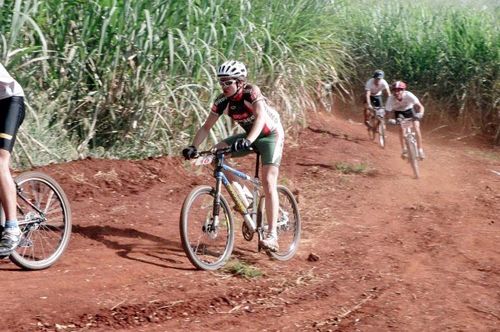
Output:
[0, 227, 21, 257]
[418, 149, 425, 160]
[260, 233, 279, 252]
[401, 149, 408, 159]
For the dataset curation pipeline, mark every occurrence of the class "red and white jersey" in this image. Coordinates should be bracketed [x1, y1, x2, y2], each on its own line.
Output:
[0, 63, 24, 100]
[365, 78, 389, 96]
[211, 83, 281, 136]
[386, 91, 420, 112]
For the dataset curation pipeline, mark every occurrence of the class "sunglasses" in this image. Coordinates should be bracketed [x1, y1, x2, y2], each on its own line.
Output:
[219, 80, 236, 87]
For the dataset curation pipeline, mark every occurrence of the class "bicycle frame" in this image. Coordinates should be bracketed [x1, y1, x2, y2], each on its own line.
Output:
[399, 118, 416, 141]
[208, 148, 263, 234]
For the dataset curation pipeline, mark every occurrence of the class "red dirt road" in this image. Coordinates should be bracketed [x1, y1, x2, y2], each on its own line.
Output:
[1, 112, 499, 332]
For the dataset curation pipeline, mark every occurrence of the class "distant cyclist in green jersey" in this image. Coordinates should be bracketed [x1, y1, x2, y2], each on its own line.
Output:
[182, 60, 284, 252]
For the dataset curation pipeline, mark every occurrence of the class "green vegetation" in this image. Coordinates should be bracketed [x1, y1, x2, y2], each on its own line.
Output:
[0, 0, 498, 167]
[335, 162, 368, 175]
[222, 259, 263, 279]
[340, 0, 499, 143]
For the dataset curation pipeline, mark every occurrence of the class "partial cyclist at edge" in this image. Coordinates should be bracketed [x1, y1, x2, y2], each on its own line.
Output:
[0, 63, 25, 257]
[182, 60, 284, 252]
[386, 81, 426, 159]
[364, 69, 391, 128]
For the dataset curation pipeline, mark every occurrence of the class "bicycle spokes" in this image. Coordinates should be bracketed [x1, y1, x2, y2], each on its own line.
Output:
[9, 172, 72, 270]
[258, 185, 301, 261]
[180, 186, 235, 270]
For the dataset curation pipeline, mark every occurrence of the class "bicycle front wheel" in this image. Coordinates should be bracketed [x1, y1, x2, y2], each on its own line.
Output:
[406, 136, 420, 179]
[179, 185, 234, 270]
[258, 185, 301, 261]
[9, 171, 72, 270]
[367, 116, 377, 141]
[378, 121, 386, 148]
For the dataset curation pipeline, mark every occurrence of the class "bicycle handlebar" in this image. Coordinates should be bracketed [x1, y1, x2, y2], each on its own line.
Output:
[196, 146, 254, 158]
[387, 115, 419, 125]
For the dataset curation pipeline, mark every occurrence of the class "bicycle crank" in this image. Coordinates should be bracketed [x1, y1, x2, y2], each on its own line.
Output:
[241, 222, 254, 241]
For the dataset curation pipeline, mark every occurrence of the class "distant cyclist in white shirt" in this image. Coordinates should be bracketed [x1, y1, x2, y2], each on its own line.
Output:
[364, 69, 390, 127]
[0, 63, 25, 257]
[386, 81, 425, 159]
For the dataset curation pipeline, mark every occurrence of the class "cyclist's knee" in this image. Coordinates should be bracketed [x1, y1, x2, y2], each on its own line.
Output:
[261, 165, 278, 188]
[0, 150, 10, 168]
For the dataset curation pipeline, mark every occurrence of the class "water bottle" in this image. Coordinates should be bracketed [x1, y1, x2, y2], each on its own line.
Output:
[242, 185, 253, 206]
[232, 182, 250, 208]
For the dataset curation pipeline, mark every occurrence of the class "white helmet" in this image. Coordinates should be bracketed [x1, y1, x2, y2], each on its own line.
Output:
[217, 60, 247, 79]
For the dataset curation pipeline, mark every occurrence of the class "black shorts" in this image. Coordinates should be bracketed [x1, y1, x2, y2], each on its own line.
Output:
[0, 96, 25, 152]
[370, 95, 383, 108]
[394, 108, 414, 120]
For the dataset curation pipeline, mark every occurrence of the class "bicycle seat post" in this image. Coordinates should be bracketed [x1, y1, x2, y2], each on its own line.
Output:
[254, 152, 261, 179]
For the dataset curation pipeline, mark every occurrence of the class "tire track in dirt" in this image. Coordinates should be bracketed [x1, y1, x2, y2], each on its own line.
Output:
[1, 112, 499, 331]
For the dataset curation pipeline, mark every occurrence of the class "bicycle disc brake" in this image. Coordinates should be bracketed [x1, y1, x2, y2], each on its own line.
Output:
[202, 218, 219, 240]
[277, 211, 290, 232]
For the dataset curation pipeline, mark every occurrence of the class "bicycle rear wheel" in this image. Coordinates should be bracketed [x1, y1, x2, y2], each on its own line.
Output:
[406, 136, 420, 179]
[9, 171, 72, 270]
[258, 185, 301, 261]
[180, 185, 234, 270]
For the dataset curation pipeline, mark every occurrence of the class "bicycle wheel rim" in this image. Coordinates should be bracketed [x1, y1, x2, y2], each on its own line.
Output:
[406, 138, 420, 179]
[259, 185, 301, 261]
[10, 172, 72, 270]
[180, 186, 234, 270]
[368, 117, 376, 140]
[378, 123, 385, 148]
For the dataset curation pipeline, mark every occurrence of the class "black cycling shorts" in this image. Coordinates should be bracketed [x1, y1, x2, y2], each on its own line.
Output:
[370, 95, 383, 108]
[394, 108, 414, 120]
[0, 96, 25, 152]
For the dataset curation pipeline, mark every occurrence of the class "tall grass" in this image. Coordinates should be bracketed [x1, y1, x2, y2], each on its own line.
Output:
[337, 0, 499, 141]
[0, 0, 352, 167]
[0, 0, 498, 169]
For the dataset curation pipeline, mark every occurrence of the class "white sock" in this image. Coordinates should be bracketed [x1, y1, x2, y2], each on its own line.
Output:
[4, 227, 21, 235]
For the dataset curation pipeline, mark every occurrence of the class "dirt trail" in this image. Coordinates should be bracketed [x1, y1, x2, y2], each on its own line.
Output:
[0, 111, 499, 332]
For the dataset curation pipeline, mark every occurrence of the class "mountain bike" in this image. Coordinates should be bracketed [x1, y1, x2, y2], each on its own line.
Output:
[0, 171, 72, 270]
[389, 117, 420, 179]
[180, 147, 301, 271]
[367, 107, 386, 148]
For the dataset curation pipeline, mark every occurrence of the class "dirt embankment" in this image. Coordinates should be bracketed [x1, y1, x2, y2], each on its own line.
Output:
[1, 111, 499, 332]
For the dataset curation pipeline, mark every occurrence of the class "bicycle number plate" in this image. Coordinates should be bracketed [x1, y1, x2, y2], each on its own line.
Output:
[376, 108, 385, 117]
[194, 155, 214, 166]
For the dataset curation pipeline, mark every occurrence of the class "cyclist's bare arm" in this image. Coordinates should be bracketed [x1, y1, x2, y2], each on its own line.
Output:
[246, 100, 267, 143]
[365, 90, 373, 108]
[414, 102, 425, 116]
[192, 112, 220, 148]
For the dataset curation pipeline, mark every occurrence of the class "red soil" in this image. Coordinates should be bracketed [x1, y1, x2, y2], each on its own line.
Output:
[1, 110, 498, 332]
